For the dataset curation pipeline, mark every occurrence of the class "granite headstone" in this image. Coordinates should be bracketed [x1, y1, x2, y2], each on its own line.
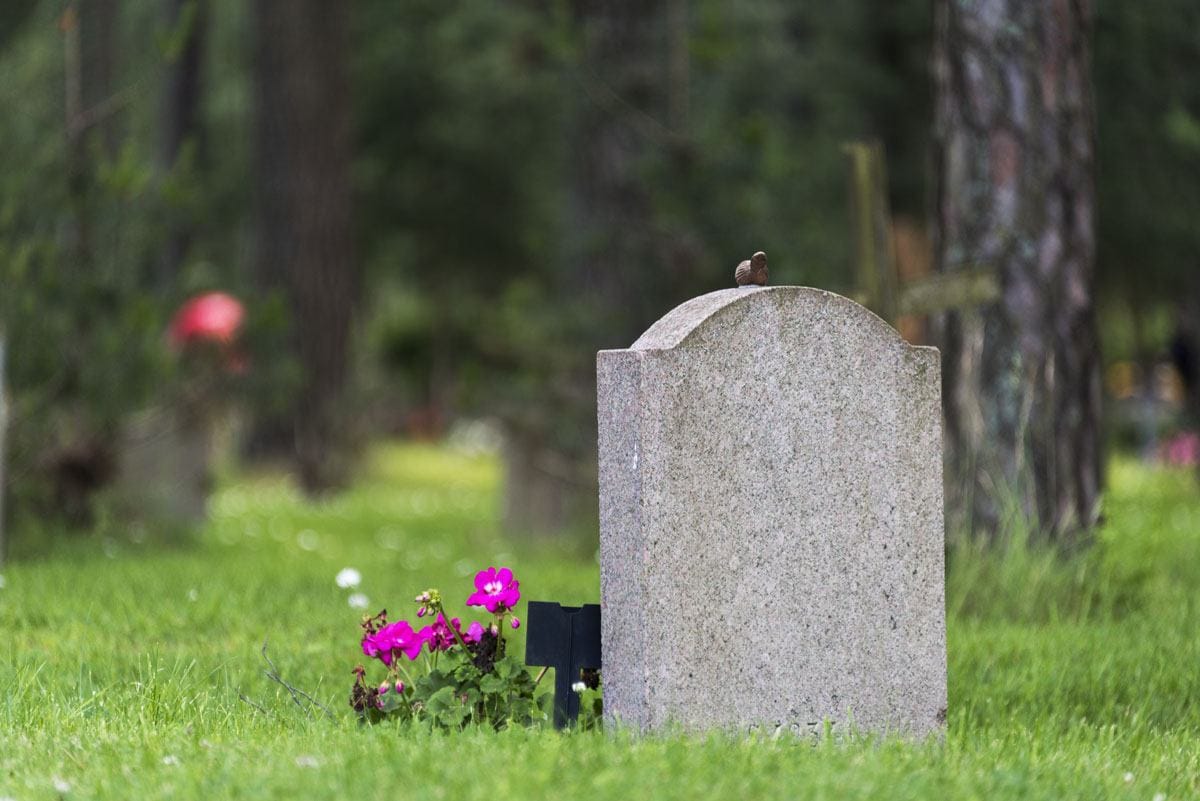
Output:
[597, 286, 945, 736]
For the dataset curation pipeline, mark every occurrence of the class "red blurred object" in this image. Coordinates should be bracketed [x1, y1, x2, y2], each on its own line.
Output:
[168, 292, 244, 348]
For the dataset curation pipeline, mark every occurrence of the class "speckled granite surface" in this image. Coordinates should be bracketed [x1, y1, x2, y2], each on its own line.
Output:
[597, 286, 945, 736]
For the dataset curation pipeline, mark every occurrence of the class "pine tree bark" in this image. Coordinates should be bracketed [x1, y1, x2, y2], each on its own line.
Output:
[253, 0, 356, 493]
[931, 0, 1102, 542]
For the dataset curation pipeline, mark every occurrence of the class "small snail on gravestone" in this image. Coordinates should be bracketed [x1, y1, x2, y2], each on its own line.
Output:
[734, 251, 768, 287]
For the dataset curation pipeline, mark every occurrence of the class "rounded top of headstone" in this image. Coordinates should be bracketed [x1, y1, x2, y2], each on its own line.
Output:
[627, 286, 917, 353]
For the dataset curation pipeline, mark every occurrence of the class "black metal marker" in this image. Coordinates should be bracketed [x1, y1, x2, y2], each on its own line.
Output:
[524, 601, 601, 728]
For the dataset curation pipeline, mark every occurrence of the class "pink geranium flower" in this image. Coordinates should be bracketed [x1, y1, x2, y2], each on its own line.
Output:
[463, 621, 485, 644]
[361, 620, 425, 666]
[419, 613, 468, 652]
[467, 567, 520, 613]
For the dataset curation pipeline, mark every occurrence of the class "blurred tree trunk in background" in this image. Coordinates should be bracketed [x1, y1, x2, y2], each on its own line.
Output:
[65, 0, 121, 276]
[666, 0, 688, 132]
[569, 0, 668, 339]
[158, 0, 207, 286]
[79, 0, 120, 155]
[502, 0, 669, 536]
[932, 0, 1102, 543]
[253, 0, 357, 493]
[47, 1, 124, 526]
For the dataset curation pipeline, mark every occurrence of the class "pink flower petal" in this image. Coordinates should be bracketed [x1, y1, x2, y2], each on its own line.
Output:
[473, 568, 496, 592]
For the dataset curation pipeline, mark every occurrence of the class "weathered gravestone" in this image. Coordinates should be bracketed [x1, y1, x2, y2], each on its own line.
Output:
[597, 285, 945, 736]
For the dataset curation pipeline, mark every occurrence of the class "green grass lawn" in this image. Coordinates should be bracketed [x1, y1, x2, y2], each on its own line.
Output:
[1, 443, 1199, 799]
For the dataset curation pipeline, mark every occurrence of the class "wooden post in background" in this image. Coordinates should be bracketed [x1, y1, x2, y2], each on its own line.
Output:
[844, 141, 898, 324]
[843, 140, 999, 341]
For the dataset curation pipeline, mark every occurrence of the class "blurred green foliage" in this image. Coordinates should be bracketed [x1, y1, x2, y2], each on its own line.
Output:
[0, 0, 1196, 527]
[1094, 0, 1200, 312]
[351, 0, 933, 469]
[0, 2, 167, 515]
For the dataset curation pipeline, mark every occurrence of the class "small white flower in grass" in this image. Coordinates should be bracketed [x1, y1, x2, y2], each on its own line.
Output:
[1124, 772, 1135, 783]
[162, 755, 180, 766]
[335, 568, 362, 589]
[295, 755, 319, 768]
[347, 593, 370, 610]
[187, 588, 199, 602]
[1153, 793, 1166, 801]
[571, 681, 587, 693]
[52, 777, 71, 793]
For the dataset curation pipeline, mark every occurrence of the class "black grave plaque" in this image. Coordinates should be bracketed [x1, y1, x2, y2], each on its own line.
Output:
[524, 601, 601, 728]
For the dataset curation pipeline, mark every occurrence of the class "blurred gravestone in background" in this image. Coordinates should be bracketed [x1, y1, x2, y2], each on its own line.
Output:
[111, 408, 210, 526]
[598, 286, 945, 735]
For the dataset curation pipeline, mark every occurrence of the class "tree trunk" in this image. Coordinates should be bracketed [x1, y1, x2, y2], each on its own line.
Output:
[570, 0, 668, 342]
[666, 0, 689, 132]
[931, 0, 1102, 543]
[159, 0, 207, 287]
[79, 0, 120, 155]
[64, 0, 122, 279]
[253, 0, 356, 493]
[49, 2, 123, 527]
[498, 0, 669, 536]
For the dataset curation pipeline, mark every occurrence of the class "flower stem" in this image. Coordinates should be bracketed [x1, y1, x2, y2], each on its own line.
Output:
[396, 662, 416, 689]
[397, 685, 414, 713]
